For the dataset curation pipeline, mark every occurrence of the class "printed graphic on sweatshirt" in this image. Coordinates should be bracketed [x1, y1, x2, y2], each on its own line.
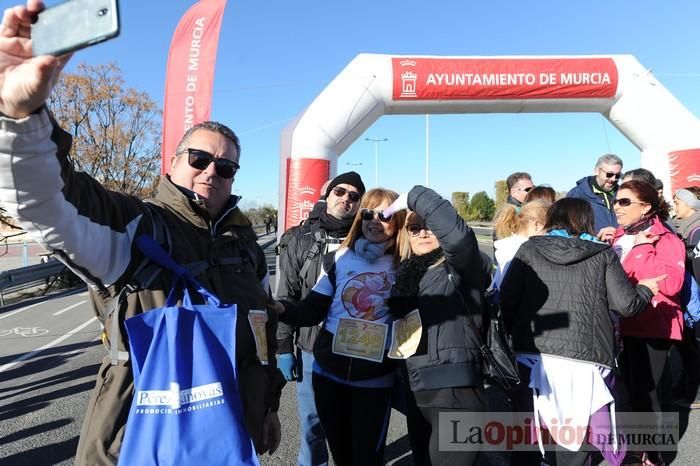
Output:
[341, 271, 392, 321]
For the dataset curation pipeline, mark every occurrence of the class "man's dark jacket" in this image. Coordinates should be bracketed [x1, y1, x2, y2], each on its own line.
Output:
[499, 235, 652, 368]
[275, 212, 342, 353]
[567, 176, 618, 233]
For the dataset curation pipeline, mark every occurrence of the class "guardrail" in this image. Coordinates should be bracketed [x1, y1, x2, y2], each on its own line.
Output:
[471, 226, 494, 237]
[0, 259, 68, 306]
[0, 224, 277, 307]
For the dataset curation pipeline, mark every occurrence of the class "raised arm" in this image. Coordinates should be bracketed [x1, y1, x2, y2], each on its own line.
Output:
[0, 2, 149, 290]
[0, 110, 151, 289]
[408, 185, 482, 285]
[605, 250, 653, 317]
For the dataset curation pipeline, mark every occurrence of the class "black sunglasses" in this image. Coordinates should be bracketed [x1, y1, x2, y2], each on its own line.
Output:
[613, 197, 648, 207]
[360, 208, 392, 223]
[406, 224, 432, 237]
[602, 170, 622, 180]
[332, 186, 361, 202]
[186, 148, 239, 179]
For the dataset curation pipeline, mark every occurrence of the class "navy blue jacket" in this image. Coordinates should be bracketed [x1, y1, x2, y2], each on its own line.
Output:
[567, 176, 618, 233]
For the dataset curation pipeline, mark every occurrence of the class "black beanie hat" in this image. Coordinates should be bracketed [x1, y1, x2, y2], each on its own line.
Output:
[325, 171, 366, 198]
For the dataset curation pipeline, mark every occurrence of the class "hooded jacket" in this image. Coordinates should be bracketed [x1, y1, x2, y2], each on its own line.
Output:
[0, 109, 284, 465]
[612, 216, 686, 341]
[500, 235, 652, 368]
[567, 176, 618, 233]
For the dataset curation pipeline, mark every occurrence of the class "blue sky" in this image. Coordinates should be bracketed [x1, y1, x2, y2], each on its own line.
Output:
[21, 0, 700, 209]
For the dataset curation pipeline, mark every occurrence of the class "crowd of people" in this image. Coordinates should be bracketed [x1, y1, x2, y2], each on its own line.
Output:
[275, 156, 699, 466]
[1, 2, 699, 466]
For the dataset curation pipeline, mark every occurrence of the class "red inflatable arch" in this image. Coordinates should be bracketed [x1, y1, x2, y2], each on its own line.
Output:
[278, 54, 700, 231]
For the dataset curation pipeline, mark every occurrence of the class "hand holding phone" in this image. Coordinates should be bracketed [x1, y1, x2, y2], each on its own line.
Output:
[0, 1, 70, 118]
[31, 0, 120, 57]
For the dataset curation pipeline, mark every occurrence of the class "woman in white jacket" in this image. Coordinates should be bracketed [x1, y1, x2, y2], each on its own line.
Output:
[491, 200, 550, 289]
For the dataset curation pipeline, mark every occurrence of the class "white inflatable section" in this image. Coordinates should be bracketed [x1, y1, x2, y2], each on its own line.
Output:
[279, 54, 700, 231]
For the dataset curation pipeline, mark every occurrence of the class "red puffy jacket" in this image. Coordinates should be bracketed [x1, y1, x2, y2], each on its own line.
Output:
[613, 216, 686, 340]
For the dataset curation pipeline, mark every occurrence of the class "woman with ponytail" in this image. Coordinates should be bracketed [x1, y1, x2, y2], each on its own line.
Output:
[491, 200, 550, 289]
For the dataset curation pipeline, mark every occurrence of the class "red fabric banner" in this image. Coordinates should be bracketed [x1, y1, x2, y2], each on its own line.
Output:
[285, 159, 330, 231]
[668, 149, 700, 192]
[392, 57, 618, 101]
[161, 0, 227, 174]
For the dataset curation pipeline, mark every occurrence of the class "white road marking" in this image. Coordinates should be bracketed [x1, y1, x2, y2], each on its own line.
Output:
[0, 301, 43, 320]
[0, 316, 99, 373]
[0, 327, 49, 337]
[52, 300, 87, 316]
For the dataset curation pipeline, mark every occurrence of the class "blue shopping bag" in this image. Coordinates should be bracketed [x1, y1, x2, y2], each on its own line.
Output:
[118, 235, 260, 466]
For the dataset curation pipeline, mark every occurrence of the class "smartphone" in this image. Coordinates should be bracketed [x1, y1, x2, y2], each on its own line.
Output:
[31, 0, 120, 57]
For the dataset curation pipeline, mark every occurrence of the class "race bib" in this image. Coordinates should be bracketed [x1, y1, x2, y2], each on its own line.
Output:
[388, 309, 423, 359]
[332, 317, 388, 363]
[248, 310, 269, 365]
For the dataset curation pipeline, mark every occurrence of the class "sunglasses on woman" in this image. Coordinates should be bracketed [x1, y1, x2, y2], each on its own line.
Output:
[405, 224, 432, 237]
[360, 208, 392, 223]
[613, 198, 648, 207]
[332, 186, 361, 202]
[186, 148, 240, 179]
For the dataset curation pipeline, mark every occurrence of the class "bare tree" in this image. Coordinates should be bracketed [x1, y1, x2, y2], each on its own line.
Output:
[47, 62, 162, 199]
[494, 180, 508, 209]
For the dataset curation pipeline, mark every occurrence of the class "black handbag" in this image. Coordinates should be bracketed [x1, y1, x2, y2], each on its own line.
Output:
[448, 273, 520, 392]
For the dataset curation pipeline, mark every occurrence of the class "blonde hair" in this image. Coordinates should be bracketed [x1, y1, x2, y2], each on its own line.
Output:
[341, 188, 406, 266]
[493, 200, 550, 239]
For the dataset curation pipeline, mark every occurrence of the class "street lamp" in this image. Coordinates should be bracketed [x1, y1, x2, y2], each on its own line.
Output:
[425, 115, 430, 188]
[364, 137, 388, 187]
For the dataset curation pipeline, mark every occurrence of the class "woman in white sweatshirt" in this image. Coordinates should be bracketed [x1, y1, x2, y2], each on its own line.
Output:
[491, 200, 550, 289]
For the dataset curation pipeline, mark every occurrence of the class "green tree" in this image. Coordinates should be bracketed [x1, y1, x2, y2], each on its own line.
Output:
[494, 180, 508, 209]
[451, 192, 470, 220]
[470, 191, 496, 221]
[244, 206, 278, 226]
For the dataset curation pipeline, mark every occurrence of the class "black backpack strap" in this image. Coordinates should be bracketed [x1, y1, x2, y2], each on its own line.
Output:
[299, 224, 344, 282]
[322, 250, 337, 292]
[106, 203, 171, 365]
[129, 202, 172, 289]
[299, 228, 325, 280]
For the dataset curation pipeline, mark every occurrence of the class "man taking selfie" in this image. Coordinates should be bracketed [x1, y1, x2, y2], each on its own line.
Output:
[0, 2, 284, 465]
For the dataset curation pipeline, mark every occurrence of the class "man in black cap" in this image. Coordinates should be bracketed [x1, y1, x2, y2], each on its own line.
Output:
[275, 171, 365, 466]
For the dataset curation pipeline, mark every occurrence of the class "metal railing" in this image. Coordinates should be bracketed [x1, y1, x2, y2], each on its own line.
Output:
[0, 224, 277, 307]
[0, 259, 67, 306]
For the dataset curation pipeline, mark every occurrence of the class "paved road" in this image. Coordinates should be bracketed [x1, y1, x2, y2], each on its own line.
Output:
[0, 234, 698, 465]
